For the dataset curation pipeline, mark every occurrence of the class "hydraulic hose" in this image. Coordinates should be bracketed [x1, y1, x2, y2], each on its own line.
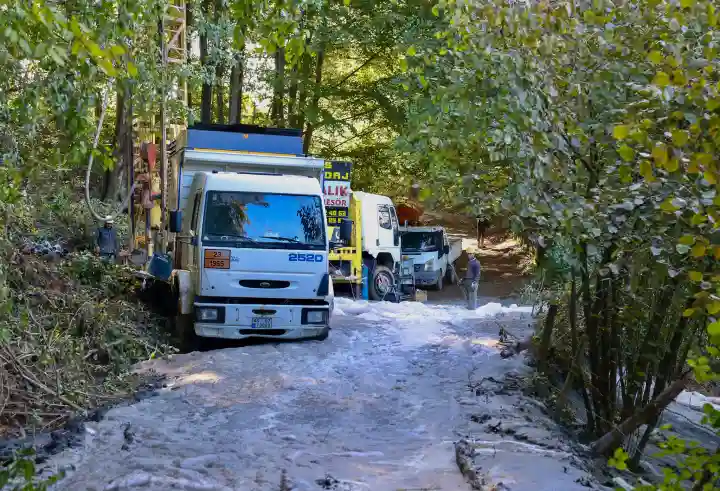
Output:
[84, 79, 137, 222]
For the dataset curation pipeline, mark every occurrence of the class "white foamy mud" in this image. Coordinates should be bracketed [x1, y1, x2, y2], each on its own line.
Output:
[45, 299, 601, 491]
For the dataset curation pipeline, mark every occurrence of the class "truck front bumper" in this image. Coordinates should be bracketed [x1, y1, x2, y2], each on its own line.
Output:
[414, 271, 439, 285]
[193, 301, 330, 340]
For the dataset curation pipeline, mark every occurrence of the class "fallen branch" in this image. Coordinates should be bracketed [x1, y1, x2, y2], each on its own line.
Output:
[455, 439, 484, 490]
[590, 370, 691, 455]
[0, 343, 83, 412]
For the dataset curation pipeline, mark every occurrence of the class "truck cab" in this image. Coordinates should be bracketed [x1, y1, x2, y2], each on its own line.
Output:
[399, 225, 462, 290]
[167, 125, 335, 348]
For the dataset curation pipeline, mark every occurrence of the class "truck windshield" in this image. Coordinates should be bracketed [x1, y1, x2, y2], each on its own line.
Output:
[202, 191, 325, 250]
[402, 231, 442, 252]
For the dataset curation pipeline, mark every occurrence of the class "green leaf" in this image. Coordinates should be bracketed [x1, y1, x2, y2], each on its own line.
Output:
[679, 235, 696, 245]
[707, 301, 720, 315]
[683, 308, 696, 317]
[640, 160, 653, 180]
[652, 143, 668, 167]
[110, 45, 125, 57]
[671, 130, 689, 146]
[653, 71, 671, 87]
[127, 61, 138, 77]
[432, 5, 439, 16]
[691, 244, 706, 257]
[647, 51, 664, 64]
[86, 40, 104, 59]
[407, 46, 417, 56]
[97, 58, 117, 76]
[612, 125, 630, 140]
[708, 321, 720, 337]
[689, 271, 703, 282]
[618, 145, 634, 161]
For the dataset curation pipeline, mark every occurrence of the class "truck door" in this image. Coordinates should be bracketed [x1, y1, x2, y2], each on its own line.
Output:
[389, 206, 400, 247]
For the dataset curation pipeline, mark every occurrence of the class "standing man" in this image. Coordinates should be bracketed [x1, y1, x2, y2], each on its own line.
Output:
[95, 217, 119, 263]
[463, 249, 481, 310]
[476, 216, 490, 247]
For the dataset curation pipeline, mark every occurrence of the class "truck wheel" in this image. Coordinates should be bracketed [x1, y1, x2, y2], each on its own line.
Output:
[311, 327, 330, 341]
[174, 313, 199, 352]
[445, 266, 455, 285]
[369, 265, 394, 301]
[434, 270, 444, 290]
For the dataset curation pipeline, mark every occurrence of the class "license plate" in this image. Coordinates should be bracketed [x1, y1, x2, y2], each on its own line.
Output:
[251, 317, 272, 329]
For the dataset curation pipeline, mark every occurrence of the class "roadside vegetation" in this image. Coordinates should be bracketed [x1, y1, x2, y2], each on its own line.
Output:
[1, 0, 719, 488]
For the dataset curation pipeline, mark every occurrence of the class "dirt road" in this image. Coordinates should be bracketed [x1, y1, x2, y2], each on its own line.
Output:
[46, 299, 598, 491]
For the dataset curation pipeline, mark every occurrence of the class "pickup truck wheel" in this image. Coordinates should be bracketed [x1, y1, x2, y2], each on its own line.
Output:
[445, 266, 455, 285]
[369, 265, 394, 301]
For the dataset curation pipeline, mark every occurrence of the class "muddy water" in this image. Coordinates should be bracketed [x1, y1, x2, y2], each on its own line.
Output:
[44, 299, 572, 491]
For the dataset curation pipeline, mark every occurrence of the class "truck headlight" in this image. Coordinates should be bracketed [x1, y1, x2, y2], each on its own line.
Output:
[196, 307, 219, 322]
[423, 260, 434, 271]
[303, 309, 328, 324]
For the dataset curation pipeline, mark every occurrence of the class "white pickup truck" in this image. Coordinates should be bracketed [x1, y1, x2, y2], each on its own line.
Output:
[399, 226, 463, 290]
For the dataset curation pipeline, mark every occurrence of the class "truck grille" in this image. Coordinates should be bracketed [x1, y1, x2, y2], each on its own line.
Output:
[239, 280, 290, 289]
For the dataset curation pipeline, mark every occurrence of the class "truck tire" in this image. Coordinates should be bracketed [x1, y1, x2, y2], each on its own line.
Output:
[445, 265, 454, 285]
[369, 265, 394, 301]
[311, 327, 330, 341]
[174, 313, 199, 353]
[434, 270, 444, 290]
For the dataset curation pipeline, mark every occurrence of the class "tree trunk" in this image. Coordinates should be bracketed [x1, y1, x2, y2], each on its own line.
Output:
[271, 47, 286, 126]
[537, 303, 558, 374]
[590, 371, 690, 456]
[199, 0, 212, 123]
[296, 54, 311, 131]
[229, 55, 244, 124]
[623, 279, 678, 420]
[287, 65, 298, 127]
[105, 82, 132, 201]
[569, 273, 596, 431]
[186, 0, 193, 111]
[200, 33, 212, 122]
[215, 63, 225, 124]
[630, 298, 696, 466]
[303, 49, 324, 154]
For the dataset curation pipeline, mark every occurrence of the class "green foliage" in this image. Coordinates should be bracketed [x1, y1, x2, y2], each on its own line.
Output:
[0, 450, 63, 491]
[397, 0, 720, 487]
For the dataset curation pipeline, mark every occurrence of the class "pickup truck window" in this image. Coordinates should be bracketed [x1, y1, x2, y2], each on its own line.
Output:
[202, 191, 325, 250]
[402, 231, 443, 252]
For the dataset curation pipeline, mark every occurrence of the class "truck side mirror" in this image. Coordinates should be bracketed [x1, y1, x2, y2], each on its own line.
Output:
[444, 245, 450, 254]
[169, 210, 183, 233]
[339, 219, 353, 244]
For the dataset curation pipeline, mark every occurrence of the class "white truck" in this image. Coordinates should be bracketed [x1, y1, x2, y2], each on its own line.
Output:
[160, 124, 345, 349]
[327, 190, 409, 301]
[399, 225, 463, 290]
